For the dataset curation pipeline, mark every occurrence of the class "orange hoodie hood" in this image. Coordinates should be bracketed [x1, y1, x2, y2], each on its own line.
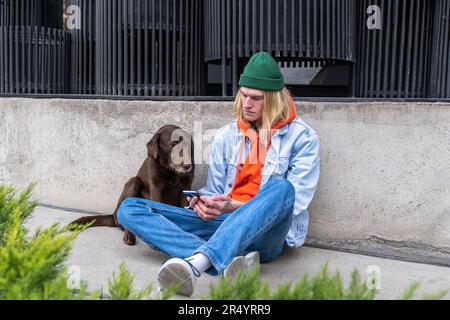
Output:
[230, 98, 297, 203]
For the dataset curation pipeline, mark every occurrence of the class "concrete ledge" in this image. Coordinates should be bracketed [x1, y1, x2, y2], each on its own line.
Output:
[1, 97, 450, 260]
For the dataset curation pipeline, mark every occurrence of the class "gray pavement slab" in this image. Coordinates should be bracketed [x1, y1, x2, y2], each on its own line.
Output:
[25, 205, 450, 300]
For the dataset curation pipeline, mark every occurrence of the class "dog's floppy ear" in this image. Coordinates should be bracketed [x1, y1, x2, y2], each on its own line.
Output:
[147, 132, 161, 159]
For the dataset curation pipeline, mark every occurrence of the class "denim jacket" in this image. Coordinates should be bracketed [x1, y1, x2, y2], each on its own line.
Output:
[199, 117, 320, 247]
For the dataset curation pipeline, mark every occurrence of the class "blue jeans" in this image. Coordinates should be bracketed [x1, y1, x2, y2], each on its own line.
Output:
[117, 179, 295, 275]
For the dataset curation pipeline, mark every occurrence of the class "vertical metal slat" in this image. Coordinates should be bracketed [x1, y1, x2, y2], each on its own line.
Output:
[221, 0, 226, 96]
[283, 0, 287, 56]
[130, 0, 135, 95]
[124, 0, 129, 95]
[165, 0, 170, 95]
[151, 0, 155, 95]
[0, 27, 4, 93]
[404, 0, 414, 98]
[232, 0, 237, 94]
[390, 1, 399, 97]
[171, 0, 176, 95]
[441, 0, 450, 96]
[382, 0, 392, 97]
[238, 0, 242, 56]
[118, 0, 123, 95]
[184, 0, 189, 95]
[113, 0, 117, 95]
[245, 0, 249, 56]
[446, 1, 450, 97]
[410, 0, 421, 98]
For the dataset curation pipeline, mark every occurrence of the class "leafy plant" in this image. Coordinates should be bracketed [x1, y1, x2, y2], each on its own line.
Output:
[206, 264, 377, 300]
[399, 282, 448, 300]
[107, 263, 153, 300]
[206, 264, 447, 300]
[105, 263, 179, 300]
[0, 184, 37, 246]
[0, 184, 173, 300]
[206, 266, 271, 300]
[0, 184, 92, 299]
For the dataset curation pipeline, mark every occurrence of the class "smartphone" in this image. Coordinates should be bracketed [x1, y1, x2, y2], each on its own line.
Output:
[182, 190, 200, 198]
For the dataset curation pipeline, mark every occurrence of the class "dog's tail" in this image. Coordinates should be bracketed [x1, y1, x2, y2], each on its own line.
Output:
[69, 215, 116, 229]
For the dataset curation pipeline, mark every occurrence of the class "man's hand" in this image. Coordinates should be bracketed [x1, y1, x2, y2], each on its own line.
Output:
[187, 195, 200, 210]
[189, 195, 244, 221]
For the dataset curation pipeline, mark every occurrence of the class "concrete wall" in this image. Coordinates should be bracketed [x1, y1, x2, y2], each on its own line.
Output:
[1, 98, 449, 259]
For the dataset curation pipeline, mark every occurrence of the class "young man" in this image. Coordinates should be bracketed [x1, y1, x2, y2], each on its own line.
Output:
[117, 51, 320, 296]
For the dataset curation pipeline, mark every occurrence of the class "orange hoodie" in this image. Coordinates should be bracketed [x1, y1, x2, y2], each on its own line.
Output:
[229, 98, 297, 203]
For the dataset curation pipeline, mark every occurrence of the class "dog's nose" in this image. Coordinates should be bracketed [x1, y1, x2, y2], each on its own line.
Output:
[183, 165, 192, 171]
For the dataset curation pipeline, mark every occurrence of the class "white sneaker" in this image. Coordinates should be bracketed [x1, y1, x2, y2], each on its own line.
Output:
[244, 251, 260, 270]
[157, 257, 200, 297]
[223, 251, 260, 279]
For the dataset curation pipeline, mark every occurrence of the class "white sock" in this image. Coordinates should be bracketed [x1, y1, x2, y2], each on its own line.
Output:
[186, 253, 212, 274]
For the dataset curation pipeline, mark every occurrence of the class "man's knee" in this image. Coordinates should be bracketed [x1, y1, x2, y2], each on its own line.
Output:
[269, 179, 295, 201]
[279, 179, 295, 195]
[117, 197, 143, 225]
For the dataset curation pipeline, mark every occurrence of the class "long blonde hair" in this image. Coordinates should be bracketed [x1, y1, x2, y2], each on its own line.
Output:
[232, 87, 292, 146]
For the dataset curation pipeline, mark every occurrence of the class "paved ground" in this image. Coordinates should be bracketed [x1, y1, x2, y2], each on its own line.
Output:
[25, 205, 450, 300]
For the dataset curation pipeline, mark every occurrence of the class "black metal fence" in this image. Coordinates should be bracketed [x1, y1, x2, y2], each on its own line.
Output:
[95, 0, 204, 96]
[0, 0, 62, 28]
[0, 26, 70, 94]
[0, 0, 449, 98]
[205, 0, 354, 95]
[430, 0, 450, 98]
[68, 0, 95, 94]
[354, 0, 434, 98]
[0, 0, 70, 94]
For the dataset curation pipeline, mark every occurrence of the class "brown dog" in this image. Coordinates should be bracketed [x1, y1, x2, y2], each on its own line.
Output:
[69, 125, 195, 245]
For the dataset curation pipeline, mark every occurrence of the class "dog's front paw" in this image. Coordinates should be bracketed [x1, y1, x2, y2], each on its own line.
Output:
[123, 230, 136, 246]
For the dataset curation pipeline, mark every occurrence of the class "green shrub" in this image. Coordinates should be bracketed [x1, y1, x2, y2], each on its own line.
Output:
[205, 264, 377, 300]
[0, 184, 37, 247]
[206, 264, 448, 300]
[0, 184, 173, 300]
[0, 184, 93, 299]
[206, 266, 271, 300]
[105, 263, 178, 300]
[399, 282, 448, 300]
[107, 263, 153, 300]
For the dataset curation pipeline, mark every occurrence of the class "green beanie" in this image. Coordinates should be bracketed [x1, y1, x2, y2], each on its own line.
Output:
[238, 51, 284, 91]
